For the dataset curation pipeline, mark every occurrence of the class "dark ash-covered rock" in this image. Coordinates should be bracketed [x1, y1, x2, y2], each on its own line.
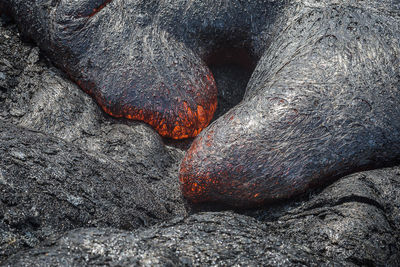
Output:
[180, 0, 400, 206]
[2, 212, 341, 266]
[0, 1, 400, 266]
[0, 121, 170, 261]
[2, 166, 400, 265]
[253, 166, 400, 266]
[5, 171, 400, 267]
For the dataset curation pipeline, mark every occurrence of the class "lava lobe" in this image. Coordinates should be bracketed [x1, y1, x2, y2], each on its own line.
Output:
[3, 0, 400, 207]
[1, 0, 219, 139]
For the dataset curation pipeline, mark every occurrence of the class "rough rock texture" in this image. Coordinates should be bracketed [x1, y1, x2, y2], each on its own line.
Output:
[254, 166, 400, 266]
[181, 0, 400, 206]
[4, 0, 399, 206]
[1, 2, 400, 266]
[0, 16, 248, 262]
[2, 212, 341, 266]
[0, 121, 172, 260]
[4, 169, 400, 267]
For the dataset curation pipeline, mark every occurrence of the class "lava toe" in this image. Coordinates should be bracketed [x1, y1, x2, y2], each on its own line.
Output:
[2, 0, 217, 139]
[180, 5, 400, 206]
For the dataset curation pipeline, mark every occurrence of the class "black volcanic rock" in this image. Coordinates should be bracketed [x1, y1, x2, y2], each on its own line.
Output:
[254, 166, 400, 266]
[3, 0, 399, 206]
[1, 212, 342, 266]
[0, 3, 400, 266]
[0, 121, 171, 261]
[0, 17, 188, 217]
[3, 166, 399, 266]
[180, 0, 400, 206]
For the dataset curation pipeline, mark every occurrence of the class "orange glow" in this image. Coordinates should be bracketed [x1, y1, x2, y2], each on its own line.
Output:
[88, 0, 113, 17]
[179, 133, 268, 206]
[77, 71, 217, 139]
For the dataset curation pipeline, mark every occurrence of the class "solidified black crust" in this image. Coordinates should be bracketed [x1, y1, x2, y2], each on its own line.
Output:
[0, 0, 281, 139]
[180, 1, 400, 206]
[1, 0, 400, 206]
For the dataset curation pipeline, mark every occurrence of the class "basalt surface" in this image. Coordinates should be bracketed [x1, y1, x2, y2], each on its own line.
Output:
[2, 212, 342, 266]
[4, 174, 400, 266]
[2, 0, 400, 207]
[0, 16, 248, 261]
[180, 0, 400, 206]
[0, 120, 173, 260]
[0, 1, 400, 266]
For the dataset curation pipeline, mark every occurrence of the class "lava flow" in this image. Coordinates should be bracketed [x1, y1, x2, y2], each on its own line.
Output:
[77, 71, 218, 140]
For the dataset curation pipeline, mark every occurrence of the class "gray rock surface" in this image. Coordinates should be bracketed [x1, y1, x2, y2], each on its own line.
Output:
[2, 212, 341, 266]
[254, 166, 400, 266]
[0, 121, 171, 261]
[4, 172, 400, 267]
[0, 4, 399, 267]
[181, 0, 400, 206]
[0, 17, 188, 217]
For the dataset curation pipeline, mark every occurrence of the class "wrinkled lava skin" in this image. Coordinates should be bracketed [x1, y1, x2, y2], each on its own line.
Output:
[2, 0, 400, 206]
[1, 0, 233, 139]
[180, 1, 400, 206]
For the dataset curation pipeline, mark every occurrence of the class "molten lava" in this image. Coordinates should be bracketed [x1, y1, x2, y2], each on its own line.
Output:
[77, 72, 218, 140]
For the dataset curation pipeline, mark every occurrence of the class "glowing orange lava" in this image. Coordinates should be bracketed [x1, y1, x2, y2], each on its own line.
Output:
[77, 72, 217, 139]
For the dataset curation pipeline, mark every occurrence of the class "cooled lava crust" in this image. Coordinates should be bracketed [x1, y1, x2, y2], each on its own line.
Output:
[2, 0, 400, 207]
